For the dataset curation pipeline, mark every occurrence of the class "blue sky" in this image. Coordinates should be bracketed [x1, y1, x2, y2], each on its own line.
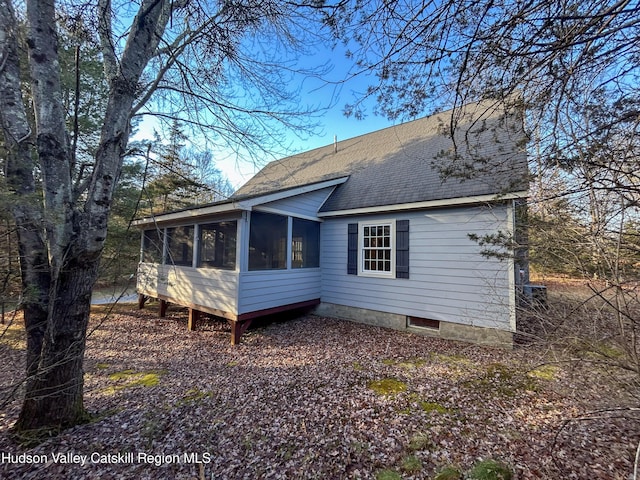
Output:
[216, 41, 397, 189]
[133, 21, 399, 191]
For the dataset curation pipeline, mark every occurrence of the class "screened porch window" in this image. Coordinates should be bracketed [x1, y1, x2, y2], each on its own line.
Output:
[249, 211, 287, 270]
[199, 221, 237, 270]
[292, 218, 320, 268]
[142, 229, 163, 263]
[166, 225, 194, 266]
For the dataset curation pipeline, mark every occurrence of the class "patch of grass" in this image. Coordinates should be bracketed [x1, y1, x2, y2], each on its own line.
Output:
[95, 363, 110, 370]
[367, 377, 407, 395]
[400, 454, 423, 473]
[467, 459, 512, 480]
[352, 361, 364, 371]
[375, 469, 402, 480]
[433, 466, 463, 480]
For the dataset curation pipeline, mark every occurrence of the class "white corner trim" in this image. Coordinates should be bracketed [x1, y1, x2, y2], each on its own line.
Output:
[507, 200, 517, 332]
[317, 191, 528, 217]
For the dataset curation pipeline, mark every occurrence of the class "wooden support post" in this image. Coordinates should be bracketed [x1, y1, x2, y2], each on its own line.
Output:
[159, 299, 168, 318]
[138, 294, 147, 309]
[188, 308, 200, 331]
[229, 319, 252, 346]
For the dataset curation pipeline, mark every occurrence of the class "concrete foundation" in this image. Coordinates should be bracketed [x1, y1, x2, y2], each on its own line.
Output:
[314, 302, 513, 349]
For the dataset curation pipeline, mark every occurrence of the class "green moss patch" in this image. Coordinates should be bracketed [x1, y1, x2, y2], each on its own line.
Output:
[400, 454, 423, 473]
[408, 433, 434, 452]
[527, 364, 560, 381]
[467, 459, 512, 480]
[419, 401, 453, 414]
[431, 352, 473, 366]
[434, 466, 463, 480]
[178, 388, 212, 406]
[103, 368, 167, 394]
[375, 469, 402, 480]
[367, 377, 407, 395]
[467, 363, 539, 397]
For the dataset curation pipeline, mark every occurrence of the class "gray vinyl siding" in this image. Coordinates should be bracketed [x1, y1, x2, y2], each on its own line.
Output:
[232, 188, 326, 314]
[237, 269, 321, 314]
[255, 187, 335, 219]
[320, 205, 514, 331]
[137, 262, 239, 314]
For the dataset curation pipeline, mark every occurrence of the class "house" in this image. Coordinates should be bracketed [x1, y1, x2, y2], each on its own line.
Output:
[133, 100, 529, 346]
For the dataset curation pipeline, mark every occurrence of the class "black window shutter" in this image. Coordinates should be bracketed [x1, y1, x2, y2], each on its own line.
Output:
[396, 220, 409, 279]
[347, 223, 358, 275]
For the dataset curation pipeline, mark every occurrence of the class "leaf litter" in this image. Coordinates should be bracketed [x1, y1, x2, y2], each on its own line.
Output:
[0, 308, 638, 479]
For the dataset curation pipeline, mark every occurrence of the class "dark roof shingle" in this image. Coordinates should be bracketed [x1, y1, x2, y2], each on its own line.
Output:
[232, 100, 527, 212]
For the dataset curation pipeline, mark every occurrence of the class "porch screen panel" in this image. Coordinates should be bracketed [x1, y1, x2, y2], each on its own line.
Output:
[292, 218, 320, 268]
[166, 226, 194, 266]
[199, 221, 237, 269]
[143, 229, 163, 263]
[249, 211, 287, 270]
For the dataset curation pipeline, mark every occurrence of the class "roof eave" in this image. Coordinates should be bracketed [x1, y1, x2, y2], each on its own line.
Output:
[131, 200, 245, 227]
[317, 191, 529, 218]
[131, 176, 351, 227]
[231, 176, 349, 206]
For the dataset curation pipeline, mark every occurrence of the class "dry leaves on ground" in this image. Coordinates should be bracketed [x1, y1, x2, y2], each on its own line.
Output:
[0, 305, 638, 479]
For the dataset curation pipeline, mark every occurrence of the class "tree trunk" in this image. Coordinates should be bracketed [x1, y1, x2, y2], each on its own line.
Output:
[0, 0, 50, 382]
[15, 257, 99, 431]
[1, 0, 173, 433]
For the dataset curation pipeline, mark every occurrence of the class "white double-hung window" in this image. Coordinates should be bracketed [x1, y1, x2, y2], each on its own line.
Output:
[359, 221, 395, 276]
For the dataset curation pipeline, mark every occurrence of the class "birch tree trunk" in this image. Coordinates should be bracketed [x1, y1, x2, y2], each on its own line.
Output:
[0, 0, 172, 431]
[2, 0, 319, 433]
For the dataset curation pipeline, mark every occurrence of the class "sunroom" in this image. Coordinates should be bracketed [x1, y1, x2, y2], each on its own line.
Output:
[133, 179, 345, 344]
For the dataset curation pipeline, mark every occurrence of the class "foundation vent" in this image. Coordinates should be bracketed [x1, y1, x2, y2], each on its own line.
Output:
[407, 316, 440, 330]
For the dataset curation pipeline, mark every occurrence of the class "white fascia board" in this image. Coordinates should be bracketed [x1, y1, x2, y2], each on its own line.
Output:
[236, 177, 349, 209]
[317, 191, 529, 217]
[131, 177, 350, 227]
[131, 201, 246, 227]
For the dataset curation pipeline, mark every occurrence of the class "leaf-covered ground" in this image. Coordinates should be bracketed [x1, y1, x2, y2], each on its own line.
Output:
[0, 305, 638, 479]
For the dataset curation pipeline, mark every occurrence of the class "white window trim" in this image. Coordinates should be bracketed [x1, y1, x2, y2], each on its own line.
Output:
[358, 220, 396, 278]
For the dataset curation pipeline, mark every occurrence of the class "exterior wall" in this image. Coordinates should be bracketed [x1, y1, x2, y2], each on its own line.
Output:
[255, 187, 335, 219]
[237, 269, 321, 315]
[319, 204, 514, 333]
[137, 262, 239, 315]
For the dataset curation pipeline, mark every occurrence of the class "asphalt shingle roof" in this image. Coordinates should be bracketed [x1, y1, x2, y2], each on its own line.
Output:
[232, 100, 528, 212]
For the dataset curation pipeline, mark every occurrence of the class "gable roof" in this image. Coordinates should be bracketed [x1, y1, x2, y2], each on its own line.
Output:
[232, 100, 528, 213]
